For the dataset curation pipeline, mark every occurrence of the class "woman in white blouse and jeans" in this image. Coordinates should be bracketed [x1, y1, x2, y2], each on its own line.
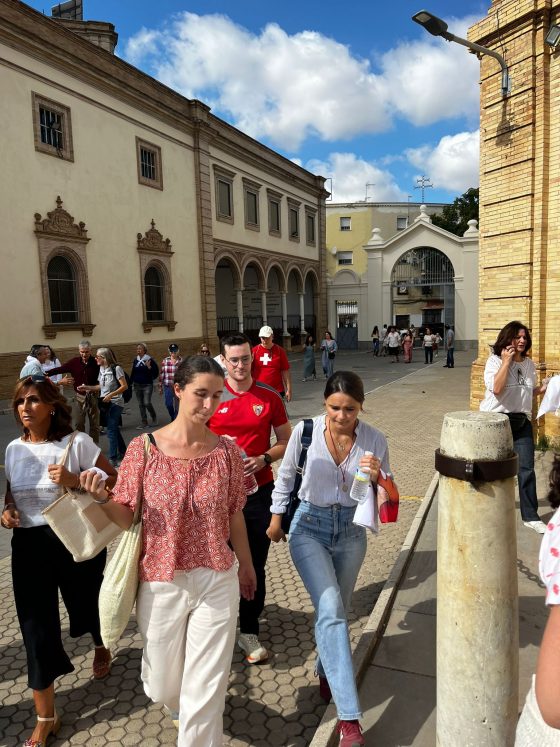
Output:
[267, 371, 394, 747]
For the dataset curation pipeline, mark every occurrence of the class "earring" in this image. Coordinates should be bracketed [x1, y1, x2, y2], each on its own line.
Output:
[50, 410, 55, 416]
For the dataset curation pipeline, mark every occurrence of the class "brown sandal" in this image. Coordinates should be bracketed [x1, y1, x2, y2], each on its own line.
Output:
[92, 646, 112, 679]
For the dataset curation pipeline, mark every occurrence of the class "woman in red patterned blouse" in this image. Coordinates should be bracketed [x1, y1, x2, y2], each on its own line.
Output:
[82, 356, 256, 747]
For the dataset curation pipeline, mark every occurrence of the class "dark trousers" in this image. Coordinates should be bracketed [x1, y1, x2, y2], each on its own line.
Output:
[12, 526, 106, 690]
[510, 417, 540, 522]
[163, 384, 178, 421]
[424, 347, 433, 364]
[446, 347, 455, 367]
[134, 383, 157, 425]
[239, 481, 274, 636]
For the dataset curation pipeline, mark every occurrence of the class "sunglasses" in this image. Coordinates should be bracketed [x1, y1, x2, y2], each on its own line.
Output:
[19, 374, 48, 383]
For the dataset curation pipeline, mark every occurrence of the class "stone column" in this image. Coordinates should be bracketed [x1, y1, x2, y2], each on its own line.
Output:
[261, 290, 267, 325]
[281, 292, 288, 335]
[236, 289, 244, 333]
[437, 410, 518, 746]
[299, 292, 306, 335]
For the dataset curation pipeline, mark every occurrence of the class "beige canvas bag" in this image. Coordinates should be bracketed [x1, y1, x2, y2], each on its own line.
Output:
[42, 432, 122, 562]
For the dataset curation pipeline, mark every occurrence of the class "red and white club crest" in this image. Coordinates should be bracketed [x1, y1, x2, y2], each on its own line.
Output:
[253, 404, 264, 416]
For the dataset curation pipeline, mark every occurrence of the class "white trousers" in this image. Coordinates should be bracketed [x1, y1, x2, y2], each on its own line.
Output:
[136, 564, 239, 747]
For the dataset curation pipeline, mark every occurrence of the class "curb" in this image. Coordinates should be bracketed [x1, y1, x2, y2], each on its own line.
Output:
[309, 471, 439, 747]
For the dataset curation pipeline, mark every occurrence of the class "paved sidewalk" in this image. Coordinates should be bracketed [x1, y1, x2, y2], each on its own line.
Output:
[0, 351, 480, 746]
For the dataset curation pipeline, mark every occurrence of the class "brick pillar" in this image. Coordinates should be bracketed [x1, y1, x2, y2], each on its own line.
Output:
[469, 0, 560, 443]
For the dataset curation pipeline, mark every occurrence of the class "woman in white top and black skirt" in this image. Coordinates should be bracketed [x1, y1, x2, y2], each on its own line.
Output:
[480, 321, 550, 533]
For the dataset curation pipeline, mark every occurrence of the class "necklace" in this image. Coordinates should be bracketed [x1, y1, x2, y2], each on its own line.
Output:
[328, 418, 354, 453]
[327, 419, 355, 492]
[175, 428, 208, 460]
[337, 455, 351, 492]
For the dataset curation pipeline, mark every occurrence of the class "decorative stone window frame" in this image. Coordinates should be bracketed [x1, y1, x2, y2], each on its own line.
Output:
[213, 165, 236, 224]
[34, 196, 94, 338]
[136, 137, 163, 190]
[137, 220, 176, 332]
[31, 92, 74, 162]
[243, 177, 261, 231]
[267, 189, 282, 237]
[305, 206, 317, 246]
[287, 198, 301, 242]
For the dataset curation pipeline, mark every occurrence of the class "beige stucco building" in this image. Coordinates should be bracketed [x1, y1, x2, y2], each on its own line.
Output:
[0, 1, 327, 397]
[468, 0, 560, 442]
[326, 202, 479, 348]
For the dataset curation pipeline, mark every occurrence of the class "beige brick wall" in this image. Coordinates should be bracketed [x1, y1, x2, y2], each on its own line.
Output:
[469, 0, 560, 444]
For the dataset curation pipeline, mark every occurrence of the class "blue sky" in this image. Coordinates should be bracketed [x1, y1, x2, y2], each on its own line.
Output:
[31, 0, 490, 203]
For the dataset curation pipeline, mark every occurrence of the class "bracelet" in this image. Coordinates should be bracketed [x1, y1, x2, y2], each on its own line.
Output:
[93, 489, 114, 505]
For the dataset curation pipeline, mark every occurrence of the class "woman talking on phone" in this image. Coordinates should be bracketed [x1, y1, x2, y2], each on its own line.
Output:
[480, 321, 550, 533]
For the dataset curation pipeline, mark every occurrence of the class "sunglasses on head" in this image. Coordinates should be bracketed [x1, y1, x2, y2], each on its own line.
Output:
[19, 374, 48, 383]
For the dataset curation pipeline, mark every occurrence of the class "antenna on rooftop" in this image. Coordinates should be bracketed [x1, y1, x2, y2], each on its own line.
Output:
[414, 175, 433, 202]
[365, 183, 375, 202]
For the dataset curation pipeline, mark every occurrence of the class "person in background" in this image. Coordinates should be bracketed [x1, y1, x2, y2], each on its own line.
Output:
[433, 331, 442, 358]
[130, 343, 159, 431]
[267, 371, 395, 747]
[78, 347, 128, 467]
[252, 325, 292, 402]
[81, 355, 256, 746]
[20, 345, 49, 378]
[41, 346, 64, 392]
[516, 455, 560, 740]
[370, 326, 380, 357]
[422, 327, 435, 365]
[1, 375, 116, 747]
[46, 340, 101, 444]
[209, 334, 291, 664]
[320, 331, 337, 379]
[302, 334, 317, 382]
[386, 326, 400, 363]
[198, 344, 211, 356]
[480, 321, 550, 533]
[443, 325, 455, 369]
[402, 329, 413, 364]
[159, 344, 182, 421]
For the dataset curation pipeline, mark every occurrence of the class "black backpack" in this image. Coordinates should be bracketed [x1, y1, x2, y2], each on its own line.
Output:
[111, 365, 133, 403]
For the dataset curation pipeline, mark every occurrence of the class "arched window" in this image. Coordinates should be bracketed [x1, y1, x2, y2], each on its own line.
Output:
[47, 256, 78, 323]
[144, 266, 164, 321]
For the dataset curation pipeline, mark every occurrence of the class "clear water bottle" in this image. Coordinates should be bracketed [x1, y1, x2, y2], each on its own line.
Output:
[350, 451, 373, 504]
[239, 447, 259, 495]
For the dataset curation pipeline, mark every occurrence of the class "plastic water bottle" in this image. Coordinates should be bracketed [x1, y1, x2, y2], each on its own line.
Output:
[239, 447, 259, 495]
[350, 451, 373, 504]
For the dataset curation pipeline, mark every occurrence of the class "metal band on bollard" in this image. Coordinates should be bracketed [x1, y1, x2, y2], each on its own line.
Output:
[435, 448, 518, 482]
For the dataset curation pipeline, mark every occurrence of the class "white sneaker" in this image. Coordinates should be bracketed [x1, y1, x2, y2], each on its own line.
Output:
[238, 633, 268, 663]
[523, 520, 547, 534]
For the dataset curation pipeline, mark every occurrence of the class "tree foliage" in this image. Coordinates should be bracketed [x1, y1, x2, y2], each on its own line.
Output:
[431, 187, 479, 237]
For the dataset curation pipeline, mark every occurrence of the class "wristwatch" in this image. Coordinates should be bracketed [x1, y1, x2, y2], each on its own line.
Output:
[262, 453, 273, 465]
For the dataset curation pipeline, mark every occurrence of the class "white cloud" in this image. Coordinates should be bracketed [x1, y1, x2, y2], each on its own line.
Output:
[123, 12, 481, 151]
[305, 153, 407, 203]
[405, 131, 480, 192]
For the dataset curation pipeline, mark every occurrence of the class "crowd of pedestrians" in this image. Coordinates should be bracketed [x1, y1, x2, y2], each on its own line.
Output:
[5, 319, 560, 745]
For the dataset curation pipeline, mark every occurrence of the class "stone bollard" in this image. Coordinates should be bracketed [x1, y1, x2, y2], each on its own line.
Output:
[436, 411, 519, 747]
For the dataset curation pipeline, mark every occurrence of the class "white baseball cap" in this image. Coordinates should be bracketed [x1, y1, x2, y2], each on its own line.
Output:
[259, 325, 274, 338]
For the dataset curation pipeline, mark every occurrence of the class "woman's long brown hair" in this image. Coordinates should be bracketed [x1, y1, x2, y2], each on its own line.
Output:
[13, 376, 73, 442]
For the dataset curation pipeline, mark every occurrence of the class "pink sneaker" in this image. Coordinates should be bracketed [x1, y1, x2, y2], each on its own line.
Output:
[337, 720, 365, 746]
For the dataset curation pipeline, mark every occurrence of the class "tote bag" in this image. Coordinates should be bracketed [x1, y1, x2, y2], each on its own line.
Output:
[42, 433, 122, 562]
[99, 435, 150, 650]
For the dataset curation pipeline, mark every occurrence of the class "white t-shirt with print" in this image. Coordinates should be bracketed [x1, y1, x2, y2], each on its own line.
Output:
[479, 354, 536, 415]
[5, 432, 101, 527]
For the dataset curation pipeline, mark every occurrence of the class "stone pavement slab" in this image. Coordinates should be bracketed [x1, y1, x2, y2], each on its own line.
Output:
[0, 352, 477, 746]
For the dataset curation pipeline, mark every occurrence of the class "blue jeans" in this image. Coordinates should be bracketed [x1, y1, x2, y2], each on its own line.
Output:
[446, 347, 454, 367]
[289, 501, 367, 721]
[105, 402, 126, 462]
[511, 417, 539, 521]
[163, 385, 178, 421]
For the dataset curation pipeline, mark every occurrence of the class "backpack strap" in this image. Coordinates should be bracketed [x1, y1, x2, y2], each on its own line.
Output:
[290, 418, 313, 497]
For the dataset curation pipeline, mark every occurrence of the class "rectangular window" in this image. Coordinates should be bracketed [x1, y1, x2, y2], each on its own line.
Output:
[32, 92, 74, 161]
[243, 178, 261, 230]
[397, 216, 408, 230]
[337, 251, 353, 265]
[288, 198, 301, 241]
[136, 137, 163, 190]
[340, 216, 351, 231]
[213, 166, 235, 224]
[306, 209, 316, 246]
[267, 190, 282, 236]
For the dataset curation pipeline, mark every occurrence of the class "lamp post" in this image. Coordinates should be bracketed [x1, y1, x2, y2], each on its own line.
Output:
[412, 10, 510, 97]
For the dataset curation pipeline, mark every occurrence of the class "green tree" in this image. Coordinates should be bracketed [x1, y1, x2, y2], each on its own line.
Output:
[431, 187, 479, 236]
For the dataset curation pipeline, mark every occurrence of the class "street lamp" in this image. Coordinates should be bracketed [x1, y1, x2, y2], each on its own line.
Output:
[545, 24, 560, 48]
[412, 10, 510, 97]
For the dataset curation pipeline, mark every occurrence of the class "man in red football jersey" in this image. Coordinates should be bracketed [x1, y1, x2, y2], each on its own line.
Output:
[209, 333, 291, 664]
[251, 325, 292, 402]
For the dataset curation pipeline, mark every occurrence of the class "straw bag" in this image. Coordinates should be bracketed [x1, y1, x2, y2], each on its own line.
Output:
[42, 432, 122, 562]
[99, 434, 150, 650]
